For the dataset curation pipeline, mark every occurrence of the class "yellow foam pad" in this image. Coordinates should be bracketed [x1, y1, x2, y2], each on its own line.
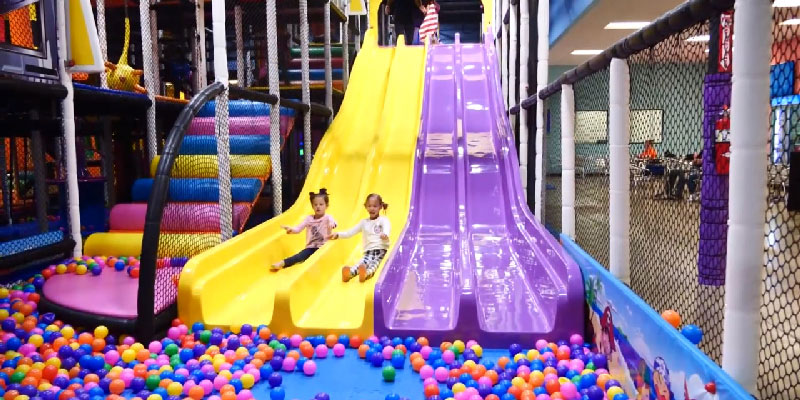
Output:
[84, 232, 222, 258]
[150, 155, 271, 178]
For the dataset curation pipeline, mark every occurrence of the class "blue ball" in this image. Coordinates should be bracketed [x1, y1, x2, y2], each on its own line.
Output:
[681, 324, 704, 345]
[370, 352, 384, 367]
[431, 359, 446, 369]
[391, 355, 405, 369]
[5, 337, 20, 351]
[270, 387, 286, 400]
[152, 388, 168, 398]
[385, 394, 401, 400]
[465, 379, 478, 389]
[509, 343, 523, 356]
[391, 337, 402, 346]
[440, 388, 454, 399]
[501, 394, 516, 400]
[613, 394, 629, 400]
[114, 260, 125, 271]
[230, 378, 243, 392]
[586, 385, 605, 400]
[579, 373, 598, 389]
[191, 322, 205, 332]
[338, 334, 350, 347]
[534, 386, 547, 395]
[459, 373, 472, 383]
[0, 319, 14, 332]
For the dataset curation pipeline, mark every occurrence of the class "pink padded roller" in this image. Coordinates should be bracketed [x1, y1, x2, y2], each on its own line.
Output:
[109, 203, 252, 232]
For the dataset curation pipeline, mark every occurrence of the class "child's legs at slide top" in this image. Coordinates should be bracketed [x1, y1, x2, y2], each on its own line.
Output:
[284, 247, 318, 268]
[349, 249, 388, 281]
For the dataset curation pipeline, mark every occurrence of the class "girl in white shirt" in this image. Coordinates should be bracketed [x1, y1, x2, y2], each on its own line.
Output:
[329, 193, 391, 282]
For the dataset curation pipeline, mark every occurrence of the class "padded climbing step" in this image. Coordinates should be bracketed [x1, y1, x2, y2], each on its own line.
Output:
[131, 178, 263, 203]
[289, 58, 344, 69]
[179, 136, 271, 155]
[290, 46, 343, 57]
[109, 203, 252, 232]
[287, 69, 343, 81]
[149, 155, 271, 178]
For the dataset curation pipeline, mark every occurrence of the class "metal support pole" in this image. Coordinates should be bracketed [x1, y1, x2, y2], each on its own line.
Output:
[267, 0, 283, 214]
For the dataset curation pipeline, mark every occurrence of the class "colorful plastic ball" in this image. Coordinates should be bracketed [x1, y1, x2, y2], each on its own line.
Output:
[385, 394, 401, 400]
[419, 364, 434, 380]
[315, 393, 331, 400]
[606, 386, 624, 399]
[680, 324, 703, 345]
[382, 366, 396, 382]
[370, 352, 384, 367]
[332, 343, 345, 357]
[314, 344, 328, 358]
[661, 310, 681, 328]
[434, 367, 449, 382]
[268, 373, 282, 388]
[613, 394, 629, 400]
[114, 261, 126, 271]
[269, 387, 285, 400]
[302, 360, 317, 376]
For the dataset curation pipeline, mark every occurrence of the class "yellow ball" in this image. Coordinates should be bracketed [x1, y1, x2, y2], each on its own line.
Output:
[121, 349, 136, 363]
[452, 340, 465, 353]
[235, 347, 249, 358]
[0, 288, 9, 298]
[581, 369, 594, 375]
[75, 265, 87, 275]
[462, 360, 476, 368]
[13, 395, 29, 400]
[212, 354, 225, 363]
[527, 349, 540, 360]
[512, 377, 526, 387]
[198, 355, 212, 362]
[45, 324, 59, 332]
[5, 351, 19, 359]
[513, 353, 525, 363]
[31, 362, 45, 370]
[240, 373, 255, 389]
[15, 365, 30, 374]
[230, 325, 241, 334]
[28, 334, 43, 347]
[94, 326, 109, 339]
[12, 313, 24, 323]
[166, 382, 183, 396]
[130, 343, 145, 352]
[445, 398, 456, 400]
[146, 395, 163, 400]
[558, 377, 570, 384]
[159, 365, 173, 372]
[529, 370, 544, 383]
[606, 386, 624, 398]
[470, 344, 483, 358]
[37, 383, 52, 391]
[69, 342, 79, 350]
[60, 326, 75, 340]
[207, 345, 220, 354]
[452, 383, 466, 393]
[55, 264, 67, 274]
[0, 309, 9, 320]
[219, 370, 233, 380]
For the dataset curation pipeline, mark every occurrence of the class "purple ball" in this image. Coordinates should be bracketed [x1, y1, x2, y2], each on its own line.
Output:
[20, 385, 37, 396]
[270, 356, 284, 370]
[370, 352, 384, 367]
[274, 348, 287, 358]
[592, 354, 608, 369]
[478, 384, 492, 396]
[241, 324, 253, 336]
[606, 379, 621, 389]
[509, 343, 523, 356]
[446, 377, 458, 388]
[556, 365, 569, 377]
[268, 372, 282, 388]
[586, 385, 605, 400]
[227, 336, 240, 349]
[315, 393, 330, 400]
[129, 377, 146, 392]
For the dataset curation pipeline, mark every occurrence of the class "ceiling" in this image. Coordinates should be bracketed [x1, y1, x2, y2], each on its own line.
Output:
[549, 0, 686, 65]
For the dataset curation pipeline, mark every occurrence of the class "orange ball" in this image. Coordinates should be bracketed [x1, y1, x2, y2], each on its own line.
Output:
[325, 334, 337, 348]
[263, 346, 274, 360]
[417, 337, 429, 346]
[484, 369, 499, 384]
[556, 348, 570, 361]
[395, 344, 407, 354]
[545, 378, 560, 394]
[423, 384, 439, 398]
[300, 346, 314, 358]
[543, 367, 557, 377]
[42, 365, 58, 382]
[250, 359, 264, 368]
[661, 309, 681, 328]
[439, 342, 452, 352]
[109, 379, 126, 394]
[358, 344, 369, 358]
[136, 349, 151, 362]
[411, 358, 425, 372]
[68, 367, 81, 378]
[220, 384, 235, 394]
[507, 385, 523, 399]
[21, 376, 39, 387]
[188, 385, 205, 400]
[3, 391, 19, 400]
[349, 335, 362, 348]
[486, 395, 500, 400]
[497, 357, 510, 369]
[27, 293, 39, 303]
[25, 368, 42, 380]
[516, 370, 531, 382]
[84, 374, 99, 384]
[449, 368, 461, 378]
[220, 392, 237, 400]
[52, 337, 68, 350]
[58, 389, 75, 400]
[520, 390, 536, 400]
[158, 379, 172, 388]
[287, 350, 300, 361]
[596, 374, 611, 390]
[91, 338, 106, 352]
[259, 327, 271, 340]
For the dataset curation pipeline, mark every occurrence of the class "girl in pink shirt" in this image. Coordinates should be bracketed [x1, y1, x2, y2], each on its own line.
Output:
[270, 189, 337, 270]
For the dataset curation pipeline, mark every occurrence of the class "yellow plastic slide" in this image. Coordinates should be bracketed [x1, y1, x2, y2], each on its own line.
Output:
[177, 32, 426, 337]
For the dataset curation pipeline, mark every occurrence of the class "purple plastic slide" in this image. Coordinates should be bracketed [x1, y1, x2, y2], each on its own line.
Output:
[374, 35, 584, 346]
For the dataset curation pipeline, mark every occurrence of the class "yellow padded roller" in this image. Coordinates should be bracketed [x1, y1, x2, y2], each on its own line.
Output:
[149, 155, 271, 178]
[84, 232, 222, 258]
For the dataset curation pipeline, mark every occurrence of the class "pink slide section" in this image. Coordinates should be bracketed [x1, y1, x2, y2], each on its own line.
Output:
[109, 203, 252, 232]
[187, 116, 292, 135]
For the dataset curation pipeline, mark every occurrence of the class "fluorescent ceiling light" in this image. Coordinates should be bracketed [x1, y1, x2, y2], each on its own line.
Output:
[774, 0, 800, 7]
[781, 18, 800, 25]
[686, 34, 710, 42]
[604, 21, 650, 30]
[571, 49, 603, 55]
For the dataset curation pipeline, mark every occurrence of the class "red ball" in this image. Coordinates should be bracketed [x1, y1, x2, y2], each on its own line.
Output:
[423, 384, 439, 398]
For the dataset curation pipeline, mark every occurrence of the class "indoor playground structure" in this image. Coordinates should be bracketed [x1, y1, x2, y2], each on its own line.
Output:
[0, 0, 795, 399]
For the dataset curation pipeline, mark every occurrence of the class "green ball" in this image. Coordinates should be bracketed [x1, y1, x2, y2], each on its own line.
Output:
[164, 343, 179, 356]
[391, 349, 403, 358]
[276, 343, 287, 351]
[585, 361, 595, 370]
[10, 371, 25, 383]
[382, 366, 396, 382]
[145, 374, 161, 390]
[170, 355, 181, 368]
[199, 330, 212, 344]
[571, 375, 581, 384]
[448, 345, 460, 356]
[269, 340, 280, 349]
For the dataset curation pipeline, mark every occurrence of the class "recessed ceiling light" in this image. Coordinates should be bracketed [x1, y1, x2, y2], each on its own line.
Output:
[774, 0, 800, 7]
[604, 21, 650, 30]
[781, 18, 800, 25]
[571, 49, 603, 55]
[686, 34, 710, 42]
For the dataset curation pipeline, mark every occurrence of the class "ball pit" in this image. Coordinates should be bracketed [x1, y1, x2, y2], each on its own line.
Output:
[0, 258, 648, 400]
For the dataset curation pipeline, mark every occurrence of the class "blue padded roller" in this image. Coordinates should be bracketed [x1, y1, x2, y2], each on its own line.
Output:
[287, 69, 343, 81]
[197, 100, 297, 118]
[131, 178, 262, 203]
[179, 136, 271, 155]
